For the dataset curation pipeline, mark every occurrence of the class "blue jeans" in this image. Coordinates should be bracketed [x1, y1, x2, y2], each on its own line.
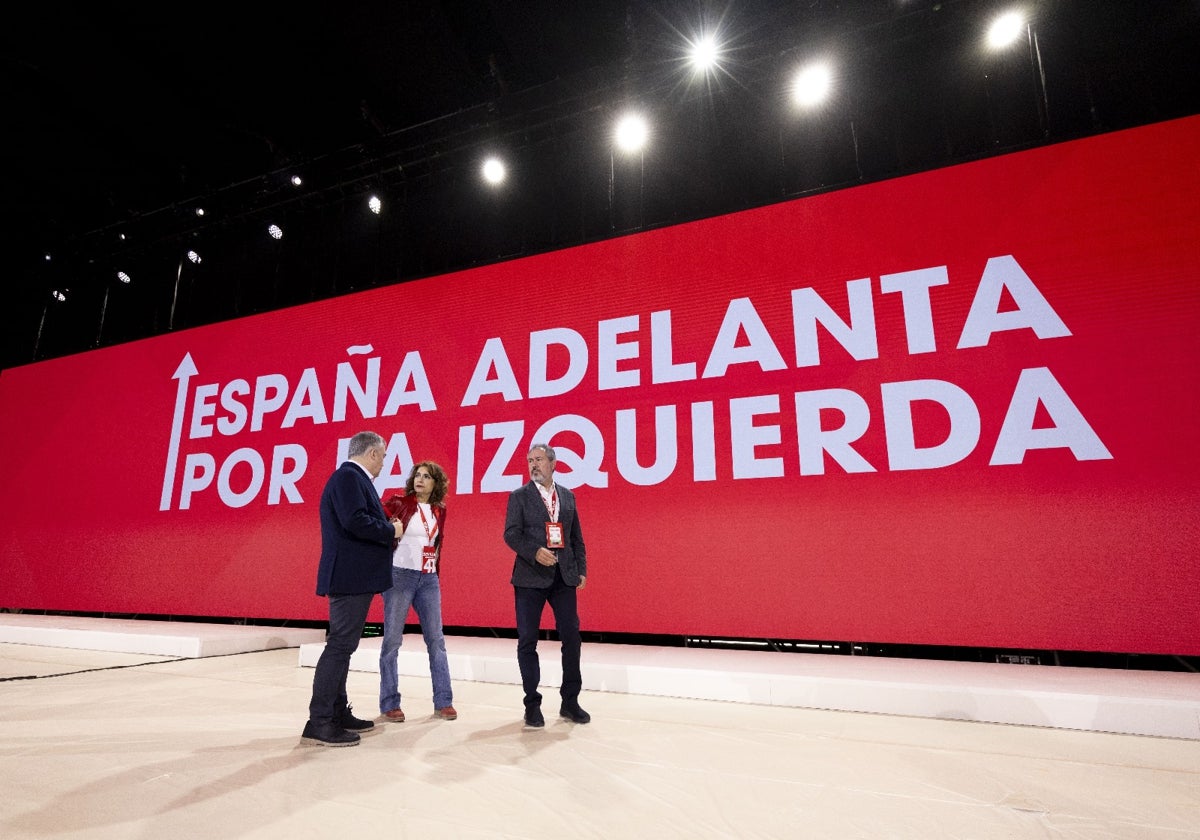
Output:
[514, 564, 582, 709]
[308, 592, 375, 724]
[379, 567, 453, 712]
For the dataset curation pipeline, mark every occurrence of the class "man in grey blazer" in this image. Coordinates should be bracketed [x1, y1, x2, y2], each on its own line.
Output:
[302, 430, 404, 747]
[504, 443, 590, 727]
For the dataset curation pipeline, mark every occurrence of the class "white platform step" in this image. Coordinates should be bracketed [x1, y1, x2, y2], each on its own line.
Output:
[299, 634, 1200, 740]
[0, 614, 325, 658]
[3, 615, 1194, 739]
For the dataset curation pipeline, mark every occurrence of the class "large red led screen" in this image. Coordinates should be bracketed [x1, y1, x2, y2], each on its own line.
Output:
[2, 117, 1198, 654]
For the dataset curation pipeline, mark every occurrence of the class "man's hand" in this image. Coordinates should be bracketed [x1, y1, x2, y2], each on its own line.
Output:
[535, 547, 558, 567]
[577, 575, 587, 591]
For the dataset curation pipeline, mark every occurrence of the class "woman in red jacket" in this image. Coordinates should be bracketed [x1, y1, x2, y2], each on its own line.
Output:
[378, 460, 455, 721]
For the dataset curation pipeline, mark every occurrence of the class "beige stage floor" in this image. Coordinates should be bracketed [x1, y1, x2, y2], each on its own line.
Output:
[1, 642, 1198, 839]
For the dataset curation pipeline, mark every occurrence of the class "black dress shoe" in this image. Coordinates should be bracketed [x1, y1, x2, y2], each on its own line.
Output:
[301, 720, 361, 747]
[559, 703, 591, 724]
[523, 706, 545, 728]
[336, 704, 375, 732]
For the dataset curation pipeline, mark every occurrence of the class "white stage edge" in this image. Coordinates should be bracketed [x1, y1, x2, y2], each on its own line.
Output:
[2, 614, 1195, 739]
[0, 614, 325, 658]
[297, 633, 1200, 740]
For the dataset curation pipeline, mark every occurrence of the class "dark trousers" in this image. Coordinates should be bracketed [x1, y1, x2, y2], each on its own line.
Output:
[308, 592, 374, 724]
[514, 566, 581, 709]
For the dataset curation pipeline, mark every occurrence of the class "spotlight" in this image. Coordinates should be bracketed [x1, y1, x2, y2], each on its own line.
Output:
[116, 271, 131, 284]
[482, 157, 506, 185]
[368, 195, 382, 214]
[195, 207, 206, 217]
[689, 34, 720, 73]
[986, 10, 1025, 49]
[51, 289, 66, 302]
[792, 62, 832, 108]
[268, 224, 284, 240]
[118, 233, 127, 241]
[290, 175, 303, 187]
[43, 254, 52, 261]
[187, 250, 202, 264]
[615, 113, 648, 153]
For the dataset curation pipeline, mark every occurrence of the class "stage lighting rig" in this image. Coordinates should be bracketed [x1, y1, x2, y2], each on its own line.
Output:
[482, 157, 506, 185]
[615, 113, 649, 153]
[792, 62, 832, 108]
[986, 10, 1025, 50]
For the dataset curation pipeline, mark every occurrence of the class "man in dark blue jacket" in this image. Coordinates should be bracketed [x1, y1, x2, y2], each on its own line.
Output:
[302, 430, 403, 747]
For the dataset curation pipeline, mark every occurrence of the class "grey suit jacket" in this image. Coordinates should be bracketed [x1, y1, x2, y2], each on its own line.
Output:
[504, 480, 587, 588]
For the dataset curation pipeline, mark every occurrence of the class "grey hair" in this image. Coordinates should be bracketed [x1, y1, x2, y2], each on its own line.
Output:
[348, 431, 385, 458]
[528, 442, 556, 463]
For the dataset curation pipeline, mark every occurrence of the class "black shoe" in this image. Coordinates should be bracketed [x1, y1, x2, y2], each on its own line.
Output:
[301, 720, 361, 747]
[523, 706, 545, 728]
[559, 703, 591, 724]
[336, 704, 375, 732]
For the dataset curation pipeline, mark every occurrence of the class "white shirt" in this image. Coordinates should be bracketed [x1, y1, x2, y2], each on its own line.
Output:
[392, 502, 436, 571]
[535, 481, 559, 522]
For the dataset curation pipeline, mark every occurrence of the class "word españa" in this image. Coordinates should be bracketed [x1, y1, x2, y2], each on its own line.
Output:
[162, 255, 1110, 510]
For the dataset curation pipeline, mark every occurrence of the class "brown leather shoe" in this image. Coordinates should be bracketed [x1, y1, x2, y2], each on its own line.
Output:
[434, 706, 458, 720]
[383, 708, 406, 722]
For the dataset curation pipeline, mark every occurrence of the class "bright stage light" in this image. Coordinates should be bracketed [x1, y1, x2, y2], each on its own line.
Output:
[368, 195, 382, 214]
[482, 157, 506, 185]
[290, 175, 303, 187]
[195, 207, 206, 217]
[268, 224, 283, 240]
[792, 62, 832, 108]
[689, 34, 719, 73]
[116, 271, 131, 284]
[187, 250, 202, 264]
[51, 289, 66, 302]
[987, 11, 1025, 49]
[615, 113, 648, 153]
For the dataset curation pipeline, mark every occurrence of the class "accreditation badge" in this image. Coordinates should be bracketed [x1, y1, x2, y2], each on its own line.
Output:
[421, 546, 438, 574]
[545, 522, 564, 549]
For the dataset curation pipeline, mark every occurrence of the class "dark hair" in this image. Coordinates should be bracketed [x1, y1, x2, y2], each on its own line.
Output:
[406, 460, 449, 506]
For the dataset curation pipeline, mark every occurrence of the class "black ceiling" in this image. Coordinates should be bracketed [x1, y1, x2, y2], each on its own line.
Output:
[4, 2, 626, 239]
[3, 1, 1198, 369]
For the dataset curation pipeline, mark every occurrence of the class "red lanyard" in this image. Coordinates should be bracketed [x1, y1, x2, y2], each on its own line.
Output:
[539, 486, 558, 521]
[416, 503, 439, 546]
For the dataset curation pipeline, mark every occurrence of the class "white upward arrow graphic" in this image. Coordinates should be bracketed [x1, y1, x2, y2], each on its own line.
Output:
[160, 353, 198, 511]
